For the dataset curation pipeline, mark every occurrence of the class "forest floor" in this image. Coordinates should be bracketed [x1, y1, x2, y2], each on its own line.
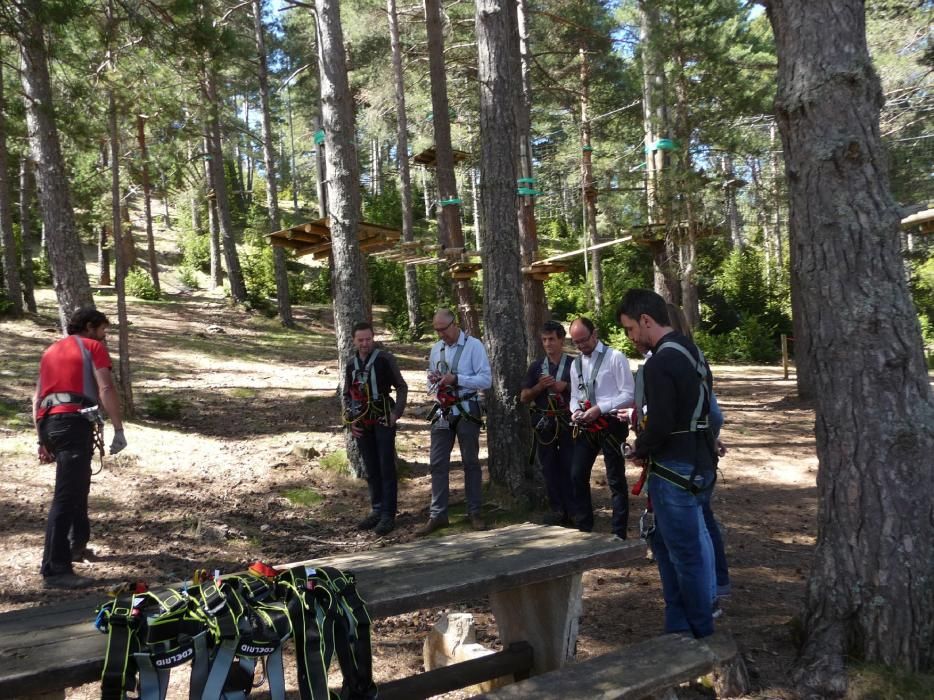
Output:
[0, 285, 820, 699]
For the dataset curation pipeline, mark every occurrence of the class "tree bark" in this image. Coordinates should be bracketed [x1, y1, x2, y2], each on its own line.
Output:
[475, 0, 532, 502]
[18, 158, 37, 313]
[579, 48, 602, 313]
[0, 58, 23, 316]
[252, 0, 293, 327]
[136, 115, 161, 296]
[314, 0, 371, 478]
[387, 0, 422, 335]
[424, 0, 479, 336]
[108, 84, 134, 418]
[18, 0, 93, 329]
[766, 1, 934, 695]
[516, 0, 545, 363]
[204, 134, 224, 289]
[201, 57, 247, 303]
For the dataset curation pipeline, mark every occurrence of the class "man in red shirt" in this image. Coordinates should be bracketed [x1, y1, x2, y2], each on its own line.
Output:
[33, 307, 127, 588]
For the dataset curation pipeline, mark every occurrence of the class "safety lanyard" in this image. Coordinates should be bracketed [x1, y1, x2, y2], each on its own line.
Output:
[541, 353, 568, 399]
[574, 348, 606, 404]
[353, 349, 381, 401]
[438, 341, 466, 380]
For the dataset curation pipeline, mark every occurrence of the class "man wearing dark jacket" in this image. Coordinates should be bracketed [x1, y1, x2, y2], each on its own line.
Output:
[344, 321, 408, 536]
[618, 289, 716, 638]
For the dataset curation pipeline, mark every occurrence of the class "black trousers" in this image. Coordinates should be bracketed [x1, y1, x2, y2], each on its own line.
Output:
[39, 414, 93, 577]
[357, 423, 398, 517]
[570, 419, 629, 538]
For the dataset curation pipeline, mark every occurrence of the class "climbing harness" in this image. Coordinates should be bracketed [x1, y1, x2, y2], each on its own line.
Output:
[344, 350, 394, 429]
[427, 340, 482, 428]
[96, 563, 377, 700]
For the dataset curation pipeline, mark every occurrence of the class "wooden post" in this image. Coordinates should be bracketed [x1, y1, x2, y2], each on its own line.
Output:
[781, 333, 789, 379]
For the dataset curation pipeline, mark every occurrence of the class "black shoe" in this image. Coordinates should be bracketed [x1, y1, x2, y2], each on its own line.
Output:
[43, 573, 94, 589]
[357, 512, 381, 530]
[374, 517, 395, 536]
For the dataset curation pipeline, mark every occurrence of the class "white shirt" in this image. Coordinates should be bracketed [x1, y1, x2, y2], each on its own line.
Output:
[429, 331, 492, 413]
[569, 340, 635, 415]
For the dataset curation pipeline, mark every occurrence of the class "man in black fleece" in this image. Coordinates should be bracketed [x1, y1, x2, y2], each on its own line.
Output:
[617, 289, 716, 639]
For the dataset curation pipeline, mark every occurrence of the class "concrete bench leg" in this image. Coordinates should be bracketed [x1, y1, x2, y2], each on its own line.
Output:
[489, 573, 583, 676]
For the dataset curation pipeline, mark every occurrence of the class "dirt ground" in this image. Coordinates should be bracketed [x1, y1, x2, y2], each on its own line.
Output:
[0, 286, 818, 699]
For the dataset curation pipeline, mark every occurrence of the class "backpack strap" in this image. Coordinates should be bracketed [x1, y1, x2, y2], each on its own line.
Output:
[574, 348, 606, 405]
[656, 341, 709, 432]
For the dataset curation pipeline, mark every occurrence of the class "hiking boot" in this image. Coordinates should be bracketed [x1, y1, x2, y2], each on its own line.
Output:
[356, 512, 381, 530]
[43, 572, 94, 590]
[72, 547, 103, 563]
[416, 515, 449, 536]
[469, 514, 486, 531]
[374, 517, 395, 536]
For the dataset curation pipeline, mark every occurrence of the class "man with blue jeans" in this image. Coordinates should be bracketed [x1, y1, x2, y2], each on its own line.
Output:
[618, 290, 716, 638]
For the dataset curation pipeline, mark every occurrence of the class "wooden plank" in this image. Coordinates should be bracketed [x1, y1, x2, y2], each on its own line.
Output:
[378, 641, 533, 700]
[0, 525, 638, 696]
[471, 632, 740, 700]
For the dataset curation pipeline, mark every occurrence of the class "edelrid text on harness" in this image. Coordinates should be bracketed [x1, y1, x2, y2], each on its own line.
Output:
[96, 563, 377, 700]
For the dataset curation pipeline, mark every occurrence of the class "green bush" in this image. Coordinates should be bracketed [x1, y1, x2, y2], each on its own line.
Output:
[695, 316, 779, 364]
[179, 230, 212, 272]
[125, 268, 160, 300]
[143, 394, 183, 420]
[33, 255, 52, 287]
[177, 265, 200, 289]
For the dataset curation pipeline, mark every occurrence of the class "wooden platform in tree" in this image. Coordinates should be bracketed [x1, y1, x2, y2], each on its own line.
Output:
[266, 218, 401, 260]
[901, 208, 934, 234]
[412, 146, 471, 168]
[449, 259, 482, 280]
[522, 260, 570, 281]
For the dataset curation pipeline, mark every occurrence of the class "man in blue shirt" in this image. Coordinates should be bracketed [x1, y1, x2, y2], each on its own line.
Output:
[418, 309, 492, 535]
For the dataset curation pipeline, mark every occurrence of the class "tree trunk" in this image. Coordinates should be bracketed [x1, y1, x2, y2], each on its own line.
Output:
[0, 59, 23, 316]
[252, 0, 293, 327]
[314, 0, 371, 479]
[387, 0, 421, 334]
[579, 48, 602, 313]
[424, 0, 479, 336]
[722, 154, 744, 250]
[18, 0, 92, 328]
[202, 63, 247, 303]
[108, 85, 134, 418]
[516, 0, 545, 362]
[136, 115, 161, 296]
[98, 225, 111, 286]
[18, 158, 37, 312]
[160, 171, 172, 229]
[766, 1, 934, 695]
[204, 134, 224, 289]
[639, 0, 679, 304]
[475, 0, 532, 502]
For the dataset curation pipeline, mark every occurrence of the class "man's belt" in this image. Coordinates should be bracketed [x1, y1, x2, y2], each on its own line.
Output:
[41, 392, 92, 409]
[649, 460, 710, 495]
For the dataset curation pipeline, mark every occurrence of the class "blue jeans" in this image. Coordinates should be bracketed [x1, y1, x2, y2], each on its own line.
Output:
[697, 486, 731, 596]
[536, 426, 574, 515]
[356, 423, 398, 518]
[648, 460, 714, 638]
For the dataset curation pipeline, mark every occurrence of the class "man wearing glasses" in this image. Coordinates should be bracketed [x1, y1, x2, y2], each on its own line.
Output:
[419, 309, 492, 535]
[568, 317, 635, 539]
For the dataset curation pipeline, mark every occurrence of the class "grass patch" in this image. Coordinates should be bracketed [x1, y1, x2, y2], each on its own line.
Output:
[0, 399, 30, 429]
[282, 487, 324, 507]
[230, 388, 258, 399]
[848, 663, 934, 699]
[142, 394, 184, 420]
[320, 449, 349, 475]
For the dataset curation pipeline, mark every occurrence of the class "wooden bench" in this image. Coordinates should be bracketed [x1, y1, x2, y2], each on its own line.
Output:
[0, 523, 643, 699]
[470, 631, 749, 699]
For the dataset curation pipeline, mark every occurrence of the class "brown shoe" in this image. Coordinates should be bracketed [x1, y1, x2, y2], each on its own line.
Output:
[470, 514, 486, 531]
[416, 515, 449, 536]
